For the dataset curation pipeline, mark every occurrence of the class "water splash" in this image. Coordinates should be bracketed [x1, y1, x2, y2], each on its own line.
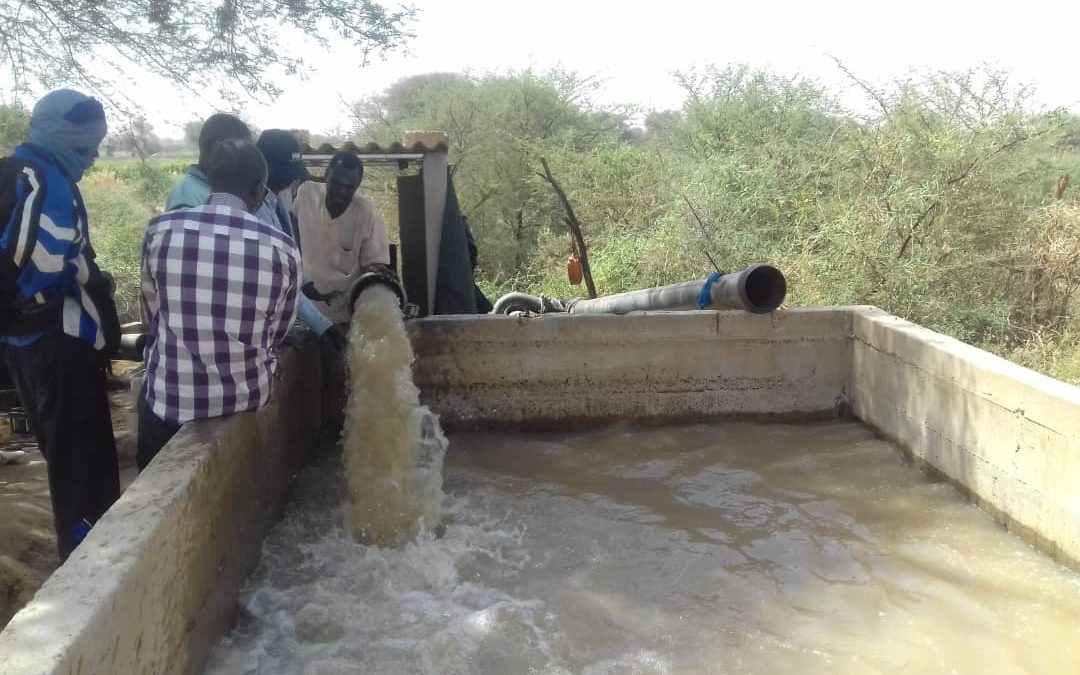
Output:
[205, 423, 1080, 675]
[342, 285, 448, 546]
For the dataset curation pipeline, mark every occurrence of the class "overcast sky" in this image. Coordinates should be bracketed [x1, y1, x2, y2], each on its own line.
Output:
[30, 0, 1080, 137]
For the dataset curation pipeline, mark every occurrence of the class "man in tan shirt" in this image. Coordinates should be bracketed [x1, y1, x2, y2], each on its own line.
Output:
[292, 151, 391, 437]
[292, 151, 391, 325]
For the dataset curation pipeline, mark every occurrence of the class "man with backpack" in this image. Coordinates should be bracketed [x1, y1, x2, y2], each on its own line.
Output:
[0, 89, 122, 562]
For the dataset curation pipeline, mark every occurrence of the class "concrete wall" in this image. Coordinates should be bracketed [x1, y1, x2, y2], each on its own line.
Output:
[849, 307, 1080, 569]
[0, 338, 321, 675]
[3, 306, 1079, 674]
[410, 309, 852, 428]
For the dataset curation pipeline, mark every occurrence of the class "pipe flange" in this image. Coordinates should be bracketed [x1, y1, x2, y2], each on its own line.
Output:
[349, 268, 408, 312]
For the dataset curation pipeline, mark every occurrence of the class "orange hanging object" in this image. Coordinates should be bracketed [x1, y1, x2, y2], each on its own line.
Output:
[567, 252, 583, 286]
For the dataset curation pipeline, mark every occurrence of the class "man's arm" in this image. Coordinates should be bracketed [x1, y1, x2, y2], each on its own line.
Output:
[301, 281, 342, 303]
[269, 245, 302, 349]
[358, 202, 391, 268]
[255, 192, 332, 335]
[295, 292, 333, 335]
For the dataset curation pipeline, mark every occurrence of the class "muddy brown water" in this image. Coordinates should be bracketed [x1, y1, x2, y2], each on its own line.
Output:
[342, 285, 447, 547]
[204, 421, 1080, 675]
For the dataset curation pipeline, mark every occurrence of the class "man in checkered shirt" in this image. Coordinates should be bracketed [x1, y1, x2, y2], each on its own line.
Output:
[137, 139, 301, 469]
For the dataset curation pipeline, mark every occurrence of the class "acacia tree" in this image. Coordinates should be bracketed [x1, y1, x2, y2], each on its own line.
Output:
[124, 117, 161, 158]
[182, 120, 203, 151]
[0, 1, 415, 105]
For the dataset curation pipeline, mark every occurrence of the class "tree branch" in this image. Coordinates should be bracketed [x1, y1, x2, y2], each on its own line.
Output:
[0, 0, 416, 105]
[465, 187, 499, 215]
[830, 55, 890, 117]
[537, 157, 597, 298]
[680, 194, 723, 275]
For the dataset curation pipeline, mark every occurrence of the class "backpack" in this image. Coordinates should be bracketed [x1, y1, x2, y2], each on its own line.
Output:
[0, 155, 55, 334]
[0, 155, 121, 357]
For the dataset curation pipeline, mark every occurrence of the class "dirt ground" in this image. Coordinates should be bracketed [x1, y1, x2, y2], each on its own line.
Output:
[0, 360, 142, 630]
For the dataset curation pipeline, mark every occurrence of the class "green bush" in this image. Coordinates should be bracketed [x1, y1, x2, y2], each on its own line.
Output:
[0, 104, 29, 155]
[108, 159, 187, 207]
[353, 66, 1079, 383]
[81, 164, 167, 323]
[78, 158, 192, 323]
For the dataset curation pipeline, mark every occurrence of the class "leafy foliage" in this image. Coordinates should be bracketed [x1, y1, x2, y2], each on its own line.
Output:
[0, 102, 28, 154]
[351, 65, 1080, 382]
[353, 69, 629, 284]
[82, 158, 187, 322]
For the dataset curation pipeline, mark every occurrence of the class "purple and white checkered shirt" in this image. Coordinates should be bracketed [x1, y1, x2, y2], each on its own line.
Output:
[141, 193, 301, 424]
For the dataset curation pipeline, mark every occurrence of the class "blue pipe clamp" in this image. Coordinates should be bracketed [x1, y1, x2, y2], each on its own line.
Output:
[698, 271, 722, 309]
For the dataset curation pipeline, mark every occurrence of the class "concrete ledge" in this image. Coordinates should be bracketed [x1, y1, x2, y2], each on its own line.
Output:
[409, 309, 852, 429]
[849, 307, 1080, 569]
[0, 337, 322, 675]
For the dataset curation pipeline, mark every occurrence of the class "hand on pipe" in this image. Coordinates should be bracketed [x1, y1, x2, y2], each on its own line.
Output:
[303, 281, 343, 303]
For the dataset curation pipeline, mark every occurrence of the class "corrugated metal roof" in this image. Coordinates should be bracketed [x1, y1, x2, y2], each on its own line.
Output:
[299, 139, 449, 156]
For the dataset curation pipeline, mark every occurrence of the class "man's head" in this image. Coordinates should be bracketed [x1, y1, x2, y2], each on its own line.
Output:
[256, 129, 310, 193]
[325, 151, 364, 217]
[207, 139, 268, 213]
[198, 114, 251, 168]
[27, 89, 108, 181]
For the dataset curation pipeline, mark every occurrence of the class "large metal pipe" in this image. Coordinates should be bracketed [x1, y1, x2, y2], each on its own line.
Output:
[491, 292, 549, 315]
[567, 264, 786, 315]
[348, 267, 419, 318]
[117, 332, 146, 361]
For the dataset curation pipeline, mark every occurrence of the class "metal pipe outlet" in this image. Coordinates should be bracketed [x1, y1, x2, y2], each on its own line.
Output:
[348, 268, 411, 315]
[491, 293, 568, 315]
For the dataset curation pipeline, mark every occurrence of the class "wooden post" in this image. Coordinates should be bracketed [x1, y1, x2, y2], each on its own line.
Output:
[538, 157, 597, 298]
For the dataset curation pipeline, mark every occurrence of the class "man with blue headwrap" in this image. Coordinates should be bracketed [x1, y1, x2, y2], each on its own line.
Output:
[0, 89, 122, 561]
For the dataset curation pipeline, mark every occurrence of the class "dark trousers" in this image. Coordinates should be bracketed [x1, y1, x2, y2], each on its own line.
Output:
[321, 329, 348, 441]
[136, 395, 181, 471]
[4, 334, 121, 561]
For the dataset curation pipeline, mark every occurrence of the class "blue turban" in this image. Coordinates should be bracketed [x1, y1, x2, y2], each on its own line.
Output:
[27, 89, 108, 182]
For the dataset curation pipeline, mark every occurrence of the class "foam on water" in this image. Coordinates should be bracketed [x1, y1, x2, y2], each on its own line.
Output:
[342, 285, 448, 546]
[205, 422, 1080, 675]
[203, 454, 557, 675]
